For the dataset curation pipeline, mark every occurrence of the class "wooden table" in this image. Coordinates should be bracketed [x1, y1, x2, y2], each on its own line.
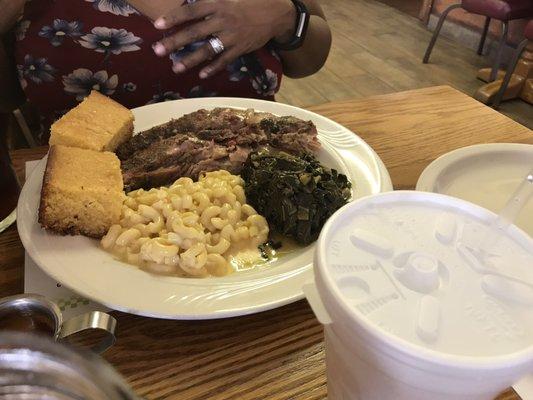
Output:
[2, 86, 532, 400]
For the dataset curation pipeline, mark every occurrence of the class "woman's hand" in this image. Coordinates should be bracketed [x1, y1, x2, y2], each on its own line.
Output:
[152, 0, 296, 78]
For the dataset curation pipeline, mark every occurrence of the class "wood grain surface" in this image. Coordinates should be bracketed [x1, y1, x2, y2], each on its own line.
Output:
[1, 86, 531, 400]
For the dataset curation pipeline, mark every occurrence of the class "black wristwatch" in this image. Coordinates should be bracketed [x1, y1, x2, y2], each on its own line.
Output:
[271, 0, 310, 51]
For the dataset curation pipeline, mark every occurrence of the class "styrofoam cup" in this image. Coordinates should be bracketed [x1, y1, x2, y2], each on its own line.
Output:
[305, 191, 533, 400]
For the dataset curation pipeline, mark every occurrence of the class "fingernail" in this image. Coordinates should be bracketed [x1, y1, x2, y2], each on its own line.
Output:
[154, 18, 166, 29]
[153, 43, 166, 56]
[173, 62, 186, 74]
[199, 69, 210, 79]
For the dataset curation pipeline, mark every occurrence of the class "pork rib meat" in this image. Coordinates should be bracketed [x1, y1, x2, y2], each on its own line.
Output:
[117, 108, 320, 191]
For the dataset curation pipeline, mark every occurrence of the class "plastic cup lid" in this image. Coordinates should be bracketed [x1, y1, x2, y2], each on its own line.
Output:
[316, 191, 533, 360]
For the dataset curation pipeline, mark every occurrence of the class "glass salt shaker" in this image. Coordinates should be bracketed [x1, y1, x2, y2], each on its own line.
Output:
[0, 332, 141, 400]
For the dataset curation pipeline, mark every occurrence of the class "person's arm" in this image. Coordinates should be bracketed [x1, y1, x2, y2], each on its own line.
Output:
[144, 0, 331, 79]
[276, 0, 331, 79]
[0, 0, 25, 35]
[0, 0, 26, 112]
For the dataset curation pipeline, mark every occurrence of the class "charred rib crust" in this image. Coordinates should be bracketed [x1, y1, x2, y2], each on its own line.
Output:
[119, 108, 320, 191]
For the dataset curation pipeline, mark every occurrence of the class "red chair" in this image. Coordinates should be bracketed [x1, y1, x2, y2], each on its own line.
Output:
[493, 18, 533, 107]
[423, 0, 533, 82]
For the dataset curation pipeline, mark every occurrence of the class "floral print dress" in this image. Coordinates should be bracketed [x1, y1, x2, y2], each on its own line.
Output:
[14, 0, 283, 141]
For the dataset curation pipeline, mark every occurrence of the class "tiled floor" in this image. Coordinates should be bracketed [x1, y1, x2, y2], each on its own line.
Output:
[277, 0, 533, 129]
[374, 0, 424, 18]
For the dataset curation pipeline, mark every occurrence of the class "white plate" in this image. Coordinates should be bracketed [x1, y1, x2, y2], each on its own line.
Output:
[417, 143, 533, 236]
[17, 97, 392, 320]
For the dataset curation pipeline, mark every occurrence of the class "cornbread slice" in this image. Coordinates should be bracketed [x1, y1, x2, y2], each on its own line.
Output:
[50, 91, 134, 152]
[39, 145, 125, 238]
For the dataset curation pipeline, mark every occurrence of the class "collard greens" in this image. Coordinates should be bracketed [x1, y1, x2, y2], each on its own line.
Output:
[241, 151, 352, 246]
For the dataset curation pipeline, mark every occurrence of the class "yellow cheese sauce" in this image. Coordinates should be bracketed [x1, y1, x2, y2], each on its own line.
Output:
[230, 233, 301, 272]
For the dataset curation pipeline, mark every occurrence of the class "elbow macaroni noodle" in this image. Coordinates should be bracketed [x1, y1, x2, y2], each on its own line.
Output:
[101, 170, 269, 277]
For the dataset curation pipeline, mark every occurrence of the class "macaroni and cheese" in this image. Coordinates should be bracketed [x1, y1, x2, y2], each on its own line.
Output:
[101, 170, 269, 277]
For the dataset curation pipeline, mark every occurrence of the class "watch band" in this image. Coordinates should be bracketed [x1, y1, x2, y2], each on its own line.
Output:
[271, 0, 310, 51]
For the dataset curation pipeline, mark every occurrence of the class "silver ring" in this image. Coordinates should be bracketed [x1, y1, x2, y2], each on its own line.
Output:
[208, 36, 225, 55]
